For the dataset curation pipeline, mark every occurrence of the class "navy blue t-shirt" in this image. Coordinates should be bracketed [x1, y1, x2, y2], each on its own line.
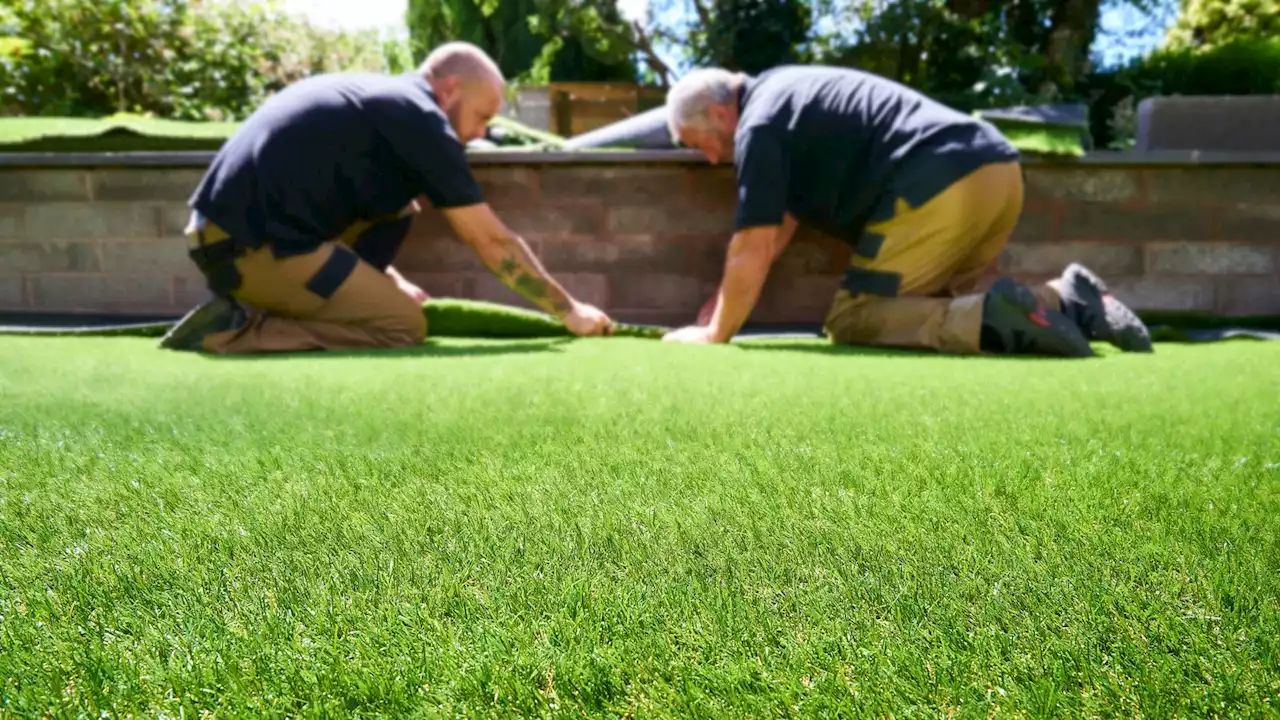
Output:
[190, 72, 484, 256]
[731, 65, 1019, 247]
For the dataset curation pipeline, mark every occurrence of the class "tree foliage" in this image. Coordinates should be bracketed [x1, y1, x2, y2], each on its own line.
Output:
[806, 0, 1156, 110]
[1164, 0, 1280, 49]
[702, 0, 811, 74]
[1081, 0, 1280, 148]
[406, 0, 639, 84]
[1086, 36, 1280, 147]
[0, 0, 395, 120]
[814, 0, 1035, 110]
[2, 0, 1275, 153]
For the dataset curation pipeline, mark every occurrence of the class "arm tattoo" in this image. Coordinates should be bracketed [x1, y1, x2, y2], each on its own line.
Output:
[491, 243, 573, 316]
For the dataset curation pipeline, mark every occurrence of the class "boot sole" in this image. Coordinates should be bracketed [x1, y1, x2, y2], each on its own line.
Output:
[987, 278, 1094, 357]
[1064, 263, 1154, 353]
[158, 297, 238, 352]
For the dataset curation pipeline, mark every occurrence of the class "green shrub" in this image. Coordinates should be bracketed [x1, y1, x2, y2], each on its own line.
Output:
[1086, 37, 1280, 149]
[1164, 0, 1280, 50]
[1135, 37, 1280, 95]
[0, 0, 395, 121]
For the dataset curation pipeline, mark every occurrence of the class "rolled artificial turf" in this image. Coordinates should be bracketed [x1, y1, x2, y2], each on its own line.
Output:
[3, 299, 1277, 345]
[424, 298, 667, 339]
[0, 298, 669, 340]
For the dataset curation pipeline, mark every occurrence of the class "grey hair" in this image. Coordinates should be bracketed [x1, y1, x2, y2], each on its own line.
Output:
[418, 42, 505, 86]
[665, 68, 748, 141]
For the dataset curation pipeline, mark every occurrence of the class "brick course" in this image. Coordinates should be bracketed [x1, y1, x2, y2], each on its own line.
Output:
[0, 170, 91, 202]
[1146, 242, 1274, 275]
[0, 276, 25, 306]
[1218, 278, 1280, 315]
[1, 158, 1278, 323]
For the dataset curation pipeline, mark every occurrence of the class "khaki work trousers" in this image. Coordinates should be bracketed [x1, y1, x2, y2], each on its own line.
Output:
[189, 206, 426, 354]
[823, 161, 1061, 354]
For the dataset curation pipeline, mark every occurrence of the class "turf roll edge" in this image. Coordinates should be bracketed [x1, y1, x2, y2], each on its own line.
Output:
[424, 298, 667, 339]
[0, 298, 670, 340]
[3, 301, 1276, 343]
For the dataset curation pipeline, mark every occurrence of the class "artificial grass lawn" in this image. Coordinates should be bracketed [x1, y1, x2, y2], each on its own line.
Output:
[0, 112, 1085, 156]
[0, 116, 242, 152]
[0, 336, 1277, 718]
[0, 115, 561, 153]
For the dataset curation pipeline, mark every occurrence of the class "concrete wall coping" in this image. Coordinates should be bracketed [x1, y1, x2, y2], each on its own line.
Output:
[3, 149, 1280, 168]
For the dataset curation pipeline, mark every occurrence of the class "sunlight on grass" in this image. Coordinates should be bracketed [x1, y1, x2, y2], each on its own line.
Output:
[1, 337, 1277, 717]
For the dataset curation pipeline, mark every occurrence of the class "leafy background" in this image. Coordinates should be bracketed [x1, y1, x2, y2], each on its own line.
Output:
[1, 0, 1277, 148]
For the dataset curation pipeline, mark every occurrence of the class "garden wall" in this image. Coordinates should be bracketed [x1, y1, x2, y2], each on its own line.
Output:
[1, 151, 1278, 326]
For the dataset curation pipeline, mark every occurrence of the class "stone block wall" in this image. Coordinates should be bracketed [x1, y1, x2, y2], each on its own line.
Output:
[1, 154, 1278, 326]
[0, 167, 209, 315]
[1006, 165, 1280, 318]
[394, 164, 849, 326]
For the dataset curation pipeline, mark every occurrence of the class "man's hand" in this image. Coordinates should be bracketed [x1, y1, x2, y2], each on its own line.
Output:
[696, 288, 719, 327]
[386, 265, 430, 303]
[562, 300, 615, 337]
[663, 324, 718, 344]
[442, 203, 617, 333]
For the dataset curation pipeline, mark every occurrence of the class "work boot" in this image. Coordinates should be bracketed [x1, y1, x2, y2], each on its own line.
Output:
[158, 296, 246, 352]
[980, 277, 1094, 357]
[1056, 262, 1153, 353]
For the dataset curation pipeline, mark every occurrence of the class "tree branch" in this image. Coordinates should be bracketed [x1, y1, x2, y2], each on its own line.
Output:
[630, 20, 673, 85]
[691, 0, 713, 32]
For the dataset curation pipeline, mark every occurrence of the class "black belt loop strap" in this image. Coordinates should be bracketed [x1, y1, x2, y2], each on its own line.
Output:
[855, 231, 886, 260]
[187, 229, 244, 297]
[841, 267, 902, 298]
[304, 246, 359, 300]
[188, 240, 241, 269]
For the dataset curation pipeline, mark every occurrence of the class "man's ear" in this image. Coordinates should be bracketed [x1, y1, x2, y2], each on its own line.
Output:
[707, 103, 729, 127]
[435, 75, 462, 107]
[708, 101, 740, 133]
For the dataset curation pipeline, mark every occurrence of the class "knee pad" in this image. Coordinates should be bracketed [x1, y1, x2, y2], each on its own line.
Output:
[304, 246, 359, 300]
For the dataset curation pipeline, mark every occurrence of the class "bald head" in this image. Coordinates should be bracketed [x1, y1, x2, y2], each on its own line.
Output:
[418, 42, 505, 145]
[419, 42, 505, 88]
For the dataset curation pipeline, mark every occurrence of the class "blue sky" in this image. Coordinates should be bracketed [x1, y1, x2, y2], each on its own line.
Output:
[1093, 0, 1181, 66]
[273, 0, 1178, 72]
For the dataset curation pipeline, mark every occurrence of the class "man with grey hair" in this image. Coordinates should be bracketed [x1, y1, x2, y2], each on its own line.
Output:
[161, 41, 615, 354]
[662, 65, 1152, 357]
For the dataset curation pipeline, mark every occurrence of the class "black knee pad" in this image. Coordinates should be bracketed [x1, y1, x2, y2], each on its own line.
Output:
[305, 246, 359, 300]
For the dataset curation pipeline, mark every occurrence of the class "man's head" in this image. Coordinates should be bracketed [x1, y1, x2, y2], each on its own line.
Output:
[419, 42, 505, 144]
[666, 68, 748, 164]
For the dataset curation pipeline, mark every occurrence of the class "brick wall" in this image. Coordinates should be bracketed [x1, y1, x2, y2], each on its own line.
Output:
[0, 167, 209, 315]
[1, 156, 1277, 325]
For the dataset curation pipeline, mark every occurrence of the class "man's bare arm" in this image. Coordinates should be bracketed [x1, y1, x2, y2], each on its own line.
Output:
[384, 264, 408, 284]
[441, 203, 576, 317]
[770, 213, 800, 261]
[704, 225, 779, 342]
[698, 215, 797, 326]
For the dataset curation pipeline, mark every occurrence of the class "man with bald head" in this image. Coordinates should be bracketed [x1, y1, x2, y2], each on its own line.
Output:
[162, 42, 614, 353]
